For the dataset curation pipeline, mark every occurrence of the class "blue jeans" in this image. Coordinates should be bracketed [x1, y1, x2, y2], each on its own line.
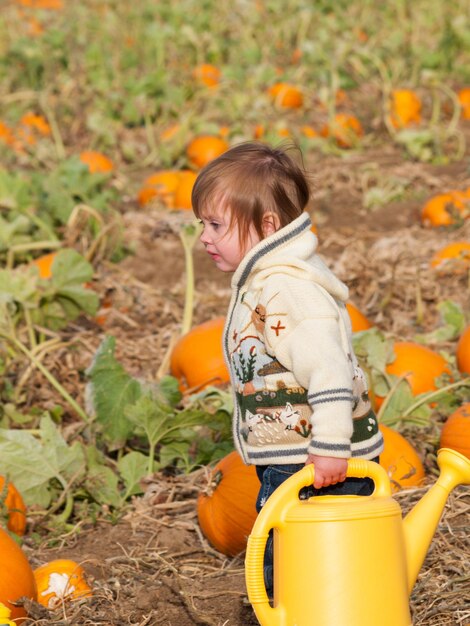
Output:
[255, 459, 379, 597]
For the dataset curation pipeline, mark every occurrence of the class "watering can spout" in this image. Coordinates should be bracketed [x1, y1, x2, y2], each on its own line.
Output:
[403, 448, 470, 592]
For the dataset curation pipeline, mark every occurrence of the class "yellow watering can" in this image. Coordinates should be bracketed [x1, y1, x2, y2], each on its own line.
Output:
[245, 448, 470, 626]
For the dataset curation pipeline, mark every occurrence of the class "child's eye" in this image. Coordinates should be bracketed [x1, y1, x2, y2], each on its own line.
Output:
[210, 221, 220, 229]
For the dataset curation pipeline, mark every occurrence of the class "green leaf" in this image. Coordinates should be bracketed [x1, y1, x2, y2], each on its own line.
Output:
[13, 249, 101, 330]
[0, 415, 85, 507]
[0, 267, 39, 308]
[352, 328, 395, 372]
[158, 375, 182, 408]
[49, 249, 95, 286]
[0, 169, 32, 212]
[415, 300, 466, 344]
[0, 215, 32, 252]
[159, 441, 192, 471]
[379, 381, 432, 427]
[83, 446, 122, 508]
[124, 392, 174, 448]
[117, 451, 148, 499]
[85, 336, 142, 447]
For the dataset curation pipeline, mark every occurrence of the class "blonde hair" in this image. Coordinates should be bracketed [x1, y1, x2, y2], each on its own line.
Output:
[192, 142, 310, 245]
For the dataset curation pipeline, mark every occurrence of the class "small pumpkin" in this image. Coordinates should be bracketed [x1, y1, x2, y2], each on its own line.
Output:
[79, 151, 114, 174]
[137, 170, 181, 208]
[301, 125, 319, 139]
[456, 325, 470, 375]
[0, 121, 17, 148]
[375, 341, 451, 410]
[389, 89, 422, 128]
[346, 302, 373, 333]
[170, 317, 229, 392]
[0, 526, 37, 622]
[253, 124, 265, 139]
[34, 559, 92, 609]
[430, 241, 470, 270]
[0, 477, 27, 536]
[267, 83, 304, 109]
[173, 170, 198, 210]
[320, 113, 364, 148]
[16, 0, 63, 8]
[186, 135, 229, 169]
[25, 16, 44, 36]
[192, 63, 221, 87]
[197, 451, 260, 556]
[420, 190, 470, 227]
[31, 251, 58, 279]
[457, 87, 470, 120]
[386, 341, 451, 395]
[440, 404, 470, 459]
[378, 424, 425, 492]
[18, 112, 50, 137]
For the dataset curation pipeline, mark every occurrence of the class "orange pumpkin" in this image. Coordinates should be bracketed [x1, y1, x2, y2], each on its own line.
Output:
[0, 477, 26, 536]
[192, 63, 221, 87]
[31, 251, 57, 279]
[0, 121, 17, 148]
[421, 190, 470, 227]
[320, 113, 364, 148]
[197, 451, 260, 556]
[457, 87, 470, 120]
[79, 151, 114, 174]
[26, 16, 44, 36]
[440, 404, 470, 459]
[137, 170, 181, 207]
[34, 559, 92, 609]
[18, 112, 50, 136]
[267, 83, 304, 109]
[386, 342, 451, 395]
[346, 302, 373, 332]
[375, 341, 451, 410]
[170, 318, 229, 392]
[186, 135, 229, 169]
[456, 325, 470, 375]
[389, 89, 422, 128]
[16, 0, 63, 8]
[378, 424, 425, 492]
[301, 125, 319, 138]
[253, 124, 265, 139]
[173, 170, 198, 210]
[0, 526, 37, 622]
[430, 241, 470, 270]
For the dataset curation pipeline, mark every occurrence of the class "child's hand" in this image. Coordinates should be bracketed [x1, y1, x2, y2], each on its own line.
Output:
[305, 454, 348, 489]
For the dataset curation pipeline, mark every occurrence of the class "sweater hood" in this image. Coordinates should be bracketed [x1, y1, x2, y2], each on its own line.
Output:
[232, 212, 349, 302]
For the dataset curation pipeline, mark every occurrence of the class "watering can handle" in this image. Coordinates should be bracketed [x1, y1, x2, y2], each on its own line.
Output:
[245, 458, 391, 620]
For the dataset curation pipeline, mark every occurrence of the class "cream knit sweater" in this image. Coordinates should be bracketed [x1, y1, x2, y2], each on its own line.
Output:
[223, 212, 384, 466]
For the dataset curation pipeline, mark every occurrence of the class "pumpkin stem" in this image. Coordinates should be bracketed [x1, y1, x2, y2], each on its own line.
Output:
[179, 220, 203, 336]
[414, 267, 424, 326]
[6, 239, 62, 272]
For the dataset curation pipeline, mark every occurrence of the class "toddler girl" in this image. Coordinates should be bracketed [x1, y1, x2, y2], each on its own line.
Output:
[192, 141, 383, 597]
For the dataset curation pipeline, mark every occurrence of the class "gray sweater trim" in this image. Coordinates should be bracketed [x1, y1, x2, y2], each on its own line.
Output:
[235, 213, 311, 290]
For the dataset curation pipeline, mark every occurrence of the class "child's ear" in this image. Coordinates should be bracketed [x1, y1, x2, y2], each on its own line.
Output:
[262, 212, 281, 236]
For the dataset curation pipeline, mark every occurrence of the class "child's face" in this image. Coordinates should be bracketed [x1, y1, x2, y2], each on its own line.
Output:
[199, 204, 261, 272]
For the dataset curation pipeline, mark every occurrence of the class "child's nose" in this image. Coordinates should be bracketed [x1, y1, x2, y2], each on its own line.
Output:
[200, 229, 210, 245]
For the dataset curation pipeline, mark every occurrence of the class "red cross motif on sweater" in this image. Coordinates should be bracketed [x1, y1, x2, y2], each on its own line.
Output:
[271, 320, 286, 336]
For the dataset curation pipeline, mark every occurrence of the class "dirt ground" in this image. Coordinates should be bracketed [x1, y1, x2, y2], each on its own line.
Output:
[19, 142, 470, 625]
